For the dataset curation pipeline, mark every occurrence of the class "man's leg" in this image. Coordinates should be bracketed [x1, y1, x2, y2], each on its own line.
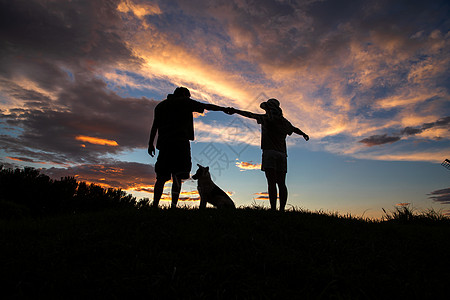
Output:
[276, 171, 288, 212]
[171, 174, 182, 209]
[153, 178, 167, 208]
[264, 169, 278, 210]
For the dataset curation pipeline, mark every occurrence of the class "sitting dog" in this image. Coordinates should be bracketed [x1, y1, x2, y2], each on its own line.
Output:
[192, 164, 236, 209]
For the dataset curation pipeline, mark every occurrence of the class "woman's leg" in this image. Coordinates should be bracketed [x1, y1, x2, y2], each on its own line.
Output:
[276, 171, 288, 211]
[264, 169, 278, 210]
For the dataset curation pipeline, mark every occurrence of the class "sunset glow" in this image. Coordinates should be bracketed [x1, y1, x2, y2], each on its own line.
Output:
[75, 136, 119, 146]
[0, 0, 448, 218]
[236, 161, 262, 171]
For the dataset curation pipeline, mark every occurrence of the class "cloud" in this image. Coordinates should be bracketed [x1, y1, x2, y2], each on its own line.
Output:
[178, 191, 201, 201]
[359, 116, 450, 147]
[236, 160, 261, 171]
[0, 78, 157, 164]
[132, 184, 202, 202]
[428, 188, 450, 205]
[352, 149, 449, 163]
[0, 0, 139, 79]
[75, 136, 119, 146]
[128, 0, 449, 163]
[134, 186, 154, 193]
[117, 0, 162, 19]
[254, 192, 278, 201]
[43, 161, 156, 190]
[359, 134, 401, 146]
[136, 187, 201, 202]
[1, 0, 449, 183]
[6, 156, 46, 164]
[0, 0, 161, 169]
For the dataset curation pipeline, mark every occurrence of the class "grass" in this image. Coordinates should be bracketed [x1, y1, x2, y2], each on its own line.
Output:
[1, 206, 449, 299]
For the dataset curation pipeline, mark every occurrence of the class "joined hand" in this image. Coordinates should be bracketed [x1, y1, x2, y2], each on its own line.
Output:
[224, 107, 235, 115]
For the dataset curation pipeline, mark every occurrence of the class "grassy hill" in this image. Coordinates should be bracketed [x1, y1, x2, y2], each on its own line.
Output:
[1, 167, 448, 298]
[1, 207, 449, 299]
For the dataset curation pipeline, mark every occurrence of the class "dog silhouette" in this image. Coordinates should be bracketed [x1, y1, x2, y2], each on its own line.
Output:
[192, 164, 236, 209]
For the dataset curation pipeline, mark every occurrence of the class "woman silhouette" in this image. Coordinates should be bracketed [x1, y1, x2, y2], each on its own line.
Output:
[230, 99, 309, 211]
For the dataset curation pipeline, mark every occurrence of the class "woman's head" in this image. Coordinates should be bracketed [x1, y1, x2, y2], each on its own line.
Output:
[260, 98, 282, 116]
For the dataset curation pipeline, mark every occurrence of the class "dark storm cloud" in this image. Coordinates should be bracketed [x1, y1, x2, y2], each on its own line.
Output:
[0, 0, 139, 81]
[422, 116, 450, 130]
[0, 0, 158, 187]
[428, 188, 450, 205]
[0, 78, 158, 164]
[161, 0, 449, 71]
[359, 134, 401, 146]
[401, 127, 423, 136]
[0, 79, 53, 107]
[359, 116, 450, 146]
[44, 161, 156, 190]
[402, 116, 450, 135]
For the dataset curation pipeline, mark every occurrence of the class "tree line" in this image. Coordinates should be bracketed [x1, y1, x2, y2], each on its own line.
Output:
[0, 166, 139, 218]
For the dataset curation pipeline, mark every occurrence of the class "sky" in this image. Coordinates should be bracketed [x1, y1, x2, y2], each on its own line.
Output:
[0, 0, 449, 218]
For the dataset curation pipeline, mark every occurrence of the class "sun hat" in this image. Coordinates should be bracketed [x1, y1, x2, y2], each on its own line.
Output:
[260, 98, 282, 115]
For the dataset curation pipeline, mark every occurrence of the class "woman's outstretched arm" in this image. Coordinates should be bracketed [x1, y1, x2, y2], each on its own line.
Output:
[230, 108, 263, 120]
[293, 127, 309, 141]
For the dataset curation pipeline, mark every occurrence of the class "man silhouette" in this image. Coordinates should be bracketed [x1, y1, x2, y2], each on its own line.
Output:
[148, 87, 231, 208]
[230, 99, 309, 211]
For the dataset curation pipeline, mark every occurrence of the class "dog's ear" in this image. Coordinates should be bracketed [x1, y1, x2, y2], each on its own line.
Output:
[197, 163, 203, 168]
[205, 166, 209, 171]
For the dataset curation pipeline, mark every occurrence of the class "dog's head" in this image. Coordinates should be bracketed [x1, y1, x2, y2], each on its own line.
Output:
[192, 164, 210, 180]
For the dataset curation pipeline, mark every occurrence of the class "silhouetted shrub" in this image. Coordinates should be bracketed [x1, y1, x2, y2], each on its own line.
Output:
[382, 205, 449, 224]
[0, 166, 136, 217]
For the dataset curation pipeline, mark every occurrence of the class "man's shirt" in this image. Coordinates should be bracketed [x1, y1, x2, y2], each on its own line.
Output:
[153, 95, 205, 149]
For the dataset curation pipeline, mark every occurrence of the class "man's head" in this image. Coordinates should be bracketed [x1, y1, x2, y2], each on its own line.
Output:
[260, 98, 282, 116]
[173, 87, 191, 98]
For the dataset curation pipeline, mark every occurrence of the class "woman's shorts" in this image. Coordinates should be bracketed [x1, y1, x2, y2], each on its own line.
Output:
[261, 149, 287, 173]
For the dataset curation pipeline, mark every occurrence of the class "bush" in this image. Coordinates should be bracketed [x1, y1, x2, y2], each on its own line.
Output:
[0, 166, 137, 217]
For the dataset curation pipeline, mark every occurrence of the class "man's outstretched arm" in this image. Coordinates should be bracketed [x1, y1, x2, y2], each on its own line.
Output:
[202, 103, 234, 114]
[293, 127, 309, 141]
[230, 108, 262, 120]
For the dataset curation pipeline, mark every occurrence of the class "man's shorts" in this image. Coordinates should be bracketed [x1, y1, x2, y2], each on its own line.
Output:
[155, 141, 191, 181]
[261, 149, 287, 173]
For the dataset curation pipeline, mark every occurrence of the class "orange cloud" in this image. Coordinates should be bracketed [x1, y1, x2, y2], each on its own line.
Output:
[134, 185, 201, 201]
[236, 160, 261, 170]
[7, 156, 46, 164]
[160, 190, 200, 202]
[178, 190, 201, 201]
[44, 162, 155, 190]
[117, 0, 161, 19]
[111, 1, 450, 165]
[75, 135, 119, 146]
[253, 192, 278, 200]
[353, 150, 448, 163]
[134, 186, 154, 193]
